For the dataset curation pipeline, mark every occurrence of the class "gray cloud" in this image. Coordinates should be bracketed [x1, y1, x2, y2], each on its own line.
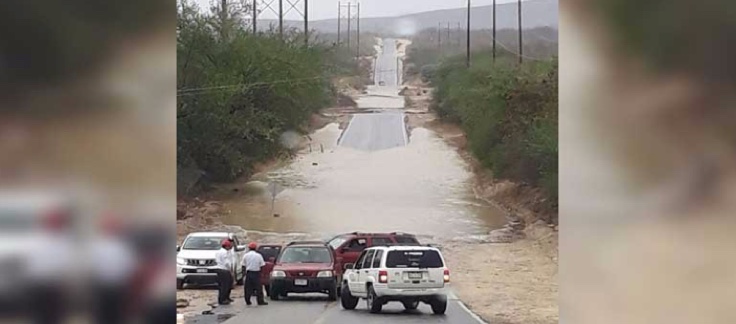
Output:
[194, 0, 517, 21]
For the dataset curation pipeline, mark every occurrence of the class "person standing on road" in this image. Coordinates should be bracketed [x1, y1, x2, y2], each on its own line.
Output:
[226, 238, 237, 290]
[214, 239, 234, 305]
[241, 242, 268, 306]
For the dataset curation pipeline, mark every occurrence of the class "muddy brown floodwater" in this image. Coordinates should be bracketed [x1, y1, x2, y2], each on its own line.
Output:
[213, 38, 506, 242]
[216, 120, 505, 241]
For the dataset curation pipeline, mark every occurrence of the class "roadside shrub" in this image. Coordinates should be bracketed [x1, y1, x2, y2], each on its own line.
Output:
[177, 1, 349, 189]
[430, 54, 558, 206]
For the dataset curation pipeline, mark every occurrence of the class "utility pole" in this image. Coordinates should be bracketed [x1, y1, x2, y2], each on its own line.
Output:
[518, 0, 523, 64]
[304, 0, 309, 46]
[252, 0, 308, 43]
[253, 0, 258, 34]
[446, 22, 450, 46]
[337, 2, 341, 46]
[466, 0, 471, 68]
[493, 0, 496, 62]
[279, 0, 284, 39]
[437, 22, 442, 50]
[221, 0, 228, 38]
[347, 3, 351, 49]
[356, 2, 361, 58]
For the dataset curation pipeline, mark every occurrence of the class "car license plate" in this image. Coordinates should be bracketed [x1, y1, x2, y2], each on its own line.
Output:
[408, 272, 422, 279]
[196, 269, 208, 273]
[294, 279, 308, 286]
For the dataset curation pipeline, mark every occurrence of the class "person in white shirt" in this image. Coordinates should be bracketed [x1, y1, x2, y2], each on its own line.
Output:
[214, 240, 234, 305]
[241, 242, 267, 306]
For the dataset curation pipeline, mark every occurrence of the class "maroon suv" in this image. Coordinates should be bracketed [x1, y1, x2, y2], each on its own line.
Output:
[269, 241, 342, 301]
[326, 232, 420, 268]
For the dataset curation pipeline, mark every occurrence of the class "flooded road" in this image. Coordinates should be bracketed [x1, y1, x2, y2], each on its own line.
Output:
[219, 38, 505, 241]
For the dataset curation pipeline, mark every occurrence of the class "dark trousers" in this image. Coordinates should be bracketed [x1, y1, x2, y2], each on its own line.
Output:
[93, 284, 126, 324]
[30, 284, 65, 324]
[244, 271, 265, 304]
[214, 269, 232, 303]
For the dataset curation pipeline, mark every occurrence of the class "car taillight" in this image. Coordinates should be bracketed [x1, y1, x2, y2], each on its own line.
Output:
[443, 269, 450, 283]
[378, 270, 388, 283]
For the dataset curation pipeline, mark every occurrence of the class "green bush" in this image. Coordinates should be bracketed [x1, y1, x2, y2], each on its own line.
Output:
[177, 1, 349, 188]
[430, 54, 558, 206]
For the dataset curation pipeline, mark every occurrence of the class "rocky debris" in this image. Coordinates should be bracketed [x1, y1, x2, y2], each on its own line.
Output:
[176, 299, 190, 308]
[525, 221, 556, 240]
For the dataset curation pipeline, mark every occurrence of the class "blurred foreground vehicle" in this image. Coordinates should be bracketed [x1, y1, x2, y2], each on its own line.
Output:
[0, 189, 87, 322]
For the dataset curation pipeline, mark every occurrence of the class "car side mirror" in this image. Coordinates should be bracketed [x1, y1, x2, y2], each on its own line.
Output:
[176, 245, 180, 252]
[344, 263, 354, 270]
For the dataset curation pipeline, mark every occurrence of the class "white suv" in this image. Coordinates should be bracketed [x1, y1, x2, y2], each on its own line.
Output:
[340, 245, 450, 314]
[176, 232, 246, 289]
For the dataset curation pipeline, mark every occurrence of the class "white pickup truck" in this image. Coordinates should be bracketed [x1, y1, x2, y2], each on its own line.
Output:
[340, 245, 449, 314]
[176, 232, 246, 289]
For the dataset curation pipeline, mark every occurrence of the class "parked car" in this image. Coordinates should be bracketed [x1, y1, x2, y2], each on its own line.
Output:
[326, 232, 420, 269]
[340, 245, 450, 315]
[269, 241, 342, 301]
[256, 244, 282, 297]
[176, 232, 246, 289]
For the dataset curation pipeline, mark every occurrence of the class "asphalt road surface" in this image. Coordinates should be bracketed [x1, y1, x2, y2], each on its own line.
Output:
[338, 112, 407, 151]
[340, 38, 407, 151]
[185, 292, 485, 324]
[375, 39, 399, 87]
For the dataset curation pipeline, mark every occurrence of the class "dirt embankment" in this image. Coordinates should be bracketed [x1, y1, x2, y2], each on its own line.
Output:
[401, 81, 558, 324]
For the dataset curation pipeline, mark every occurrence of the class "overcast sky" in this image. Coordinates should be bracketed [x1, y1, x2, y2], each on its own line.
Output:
[195, 0, 518, 21]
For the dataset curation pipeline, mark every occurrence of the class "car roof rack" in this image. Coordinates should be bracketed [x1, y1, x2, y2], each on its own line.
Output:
[346, 231, 417, 236]
[369, 242, 424, 247]
[287, 240, 327, 246]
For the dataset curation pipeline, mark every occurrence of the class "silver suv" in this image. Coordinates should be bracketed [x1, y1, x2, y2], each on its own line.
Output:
[340, 245, 449, 314]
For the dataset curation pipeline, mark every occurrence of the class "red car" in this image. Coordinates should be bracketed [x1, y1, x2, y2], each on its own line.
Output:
[268, 241, 342, 301]
[326, 232, 420, 268]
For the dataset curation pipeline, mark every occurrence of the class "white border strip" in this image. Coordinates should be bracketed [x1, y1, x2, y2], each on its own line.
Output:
[338, 114, 359, 146]
[448, 291, 488, 324]
[400, 112, 408, 146]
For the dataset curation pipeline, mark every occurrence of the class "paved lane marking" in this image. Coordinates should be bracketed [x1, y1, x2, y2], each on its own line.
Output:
[448, 291, 488, 324]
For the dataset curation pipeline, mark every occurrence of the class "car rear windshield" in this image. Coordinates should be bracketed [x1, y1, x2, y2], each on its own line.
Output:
[385, 250, 443, 268]
[279, 246, 332, 263]
[182, 237, 225, 250]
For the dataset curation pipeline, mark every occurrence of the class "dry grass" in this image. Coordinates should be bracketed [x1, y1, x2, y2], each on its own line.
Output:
[443, 235, 558, 324]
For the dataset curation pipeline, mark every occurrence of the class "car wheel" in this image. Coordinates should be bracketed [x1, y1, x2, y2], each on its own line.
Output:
[270, 287, 281, 301]
[402, 300, 419, 310]
[327, 285, 338, 301]
[366, 285, 382, 314]
[430, 295, 447, 315]
[340, 285, 359, 310]
[176, 279, 184, 290]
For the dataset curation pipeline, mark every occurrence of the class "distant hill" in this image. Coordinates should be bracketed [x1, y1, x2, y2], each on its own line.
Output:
[260, 0, 557, 35]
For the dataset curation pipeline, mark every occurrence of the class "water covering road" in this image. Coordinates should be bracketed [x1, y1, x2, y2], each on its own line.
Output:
[193, 39, 502, 323]
[219, 38, 505, 240]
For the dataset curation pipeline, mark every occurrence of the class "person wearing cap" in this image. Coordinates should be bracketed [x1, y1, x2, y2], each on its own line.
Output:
[214, 239, 234, 305]
[241, 242, 267, 306]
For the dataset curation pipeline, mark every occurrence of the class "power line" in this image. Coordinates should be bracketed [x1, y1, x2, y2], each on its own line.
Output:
[488, 35, 551, 61]
[177, 76, 328, 96]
